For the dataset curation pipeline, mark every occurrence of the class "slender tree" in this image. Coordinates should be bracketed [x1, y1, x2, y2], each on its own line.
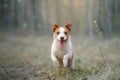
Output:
[88, 0, 94, 37]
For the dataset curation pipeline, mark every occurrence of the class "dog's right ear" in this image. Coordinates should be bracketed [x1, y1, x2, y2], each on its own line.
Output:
[65, 21, 72, 32]
[52, 21, 59, 32]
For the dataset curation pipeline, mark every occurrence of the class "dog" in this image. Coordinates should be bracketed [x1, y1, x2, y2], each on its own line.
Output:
[51, 21, 75, 69]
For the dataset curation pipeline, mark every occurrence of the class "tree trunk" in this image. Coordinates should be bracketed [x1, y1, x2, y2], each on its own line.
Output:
[88, 0, 93, 37]
[105, 0, 112, 36]
[55, 0, 60, 24]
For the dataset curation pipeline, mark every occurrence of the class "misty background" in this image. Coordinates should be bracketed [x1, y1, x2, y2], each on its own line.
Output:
[0, 0, 120, 80]
[0, 0, 120, 37]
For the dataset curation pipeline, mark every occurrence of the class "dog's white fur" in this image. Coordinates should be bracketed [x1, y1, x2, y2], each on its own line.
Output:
[56, 28, 67, 41]
[51, 26, 75, 69]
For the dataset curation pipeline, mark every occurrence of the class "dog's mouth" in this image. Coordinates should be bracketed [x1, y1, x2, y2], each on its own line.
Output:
[59, 40, 67, 46]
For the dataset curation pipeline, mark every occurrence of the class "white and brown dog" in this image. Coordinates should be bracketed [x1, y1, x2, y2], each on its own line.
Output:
[51, 21, 75, 69]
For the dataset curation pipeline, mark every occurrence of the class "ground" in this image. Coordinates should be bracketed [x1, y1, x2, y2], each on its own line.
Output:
[0, 34, 120, 80]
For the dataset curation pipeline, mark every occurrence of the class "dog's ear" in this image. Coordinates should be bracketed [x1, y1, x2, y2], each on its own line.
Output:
[52, 21, 59, 32]
[65, 21, 72, 32]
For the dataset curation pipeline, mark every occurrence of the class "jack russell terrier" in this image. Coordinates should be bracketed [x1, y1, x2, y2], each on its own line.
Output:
[51, 21, 75, 69]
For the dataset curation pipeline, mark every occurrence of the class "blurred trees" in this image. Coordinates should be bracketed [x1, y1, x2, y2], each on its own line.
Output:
[0, 0, 120, 37]
[90, 0, 120, 37]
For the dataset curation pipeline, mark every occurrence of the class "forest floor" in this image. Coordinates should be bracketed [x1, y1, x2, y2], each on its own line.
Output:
[0, 34, 120, 80]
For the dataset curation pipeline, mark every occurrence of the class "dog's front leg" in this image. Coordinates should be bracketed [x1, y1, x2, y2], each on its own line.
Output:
[63, 53, 70, 68]
[51, 54, 59, 68]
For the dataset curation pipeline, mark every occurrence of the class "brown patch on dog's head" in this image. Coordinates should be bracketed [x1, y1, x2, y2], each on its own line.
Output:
[65, 21, 72, 32]
[54, 27, 60, 37]
[63, 21, 72, 39]
[52, 21, 59, 32]
[63, 26, 70, 39]
[52, 21, 60, 39]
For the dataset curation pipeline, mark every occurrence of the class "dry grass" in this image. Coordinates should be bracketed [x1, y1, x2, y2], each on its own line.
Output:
[0, 35, 120, 80]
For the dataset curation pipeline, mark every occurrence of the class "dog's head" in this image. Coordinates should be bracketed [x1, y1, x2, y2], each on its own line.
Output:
[52, 21, 72, 46]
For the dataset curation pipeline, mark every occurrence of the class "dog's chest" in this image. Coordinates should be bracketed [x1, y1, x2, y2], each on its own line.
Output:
[51, 39, 72, 58]
[55, 48, 67, 56]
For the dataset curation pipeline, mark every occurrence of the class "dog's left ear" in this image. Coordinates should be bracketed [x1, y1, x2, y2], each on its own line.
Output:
[52, 21, 59, 32]
[65, 21, 72, 32]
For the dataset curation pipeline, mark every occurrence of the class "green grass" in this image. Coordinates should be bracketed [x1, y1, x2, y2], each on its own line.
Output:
[0, 35, 120, 80]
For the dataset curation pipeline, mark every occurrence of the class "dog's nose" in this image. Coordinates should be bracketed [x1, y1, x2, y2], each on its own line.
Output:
[60, 37, 64, 40]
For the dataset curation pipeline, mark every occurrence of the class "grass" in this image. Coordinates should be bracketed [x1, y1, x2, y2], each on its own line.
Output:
[0, 34, 120, 80]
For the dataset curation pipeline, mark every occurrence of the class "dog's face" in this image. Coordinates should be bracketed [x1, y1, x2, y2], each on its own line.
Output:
[52, 21, 72, 46]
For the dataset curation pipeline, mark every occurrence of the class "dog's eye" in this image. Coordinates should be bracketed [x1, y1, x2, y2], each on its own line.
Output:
[57, 32, 59, 35]
[64, 32, 67, 35]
